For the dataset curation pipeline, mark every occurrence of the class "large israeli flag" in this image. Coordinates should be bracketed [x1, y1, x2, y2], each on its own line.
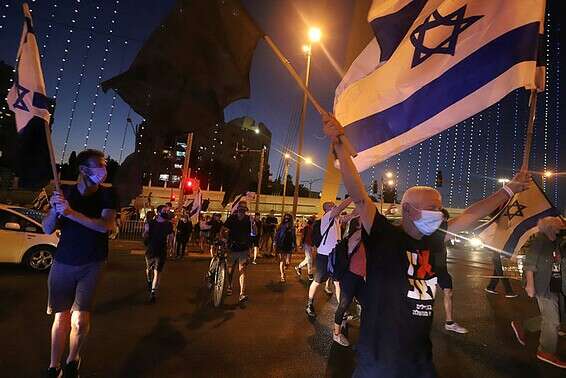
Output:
[334, 0, 545, 172]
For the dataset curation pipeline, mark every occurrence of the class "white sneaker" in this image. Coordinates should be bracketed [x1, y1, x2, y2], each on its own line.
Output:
[445, 322, 469, 334]
[333, 333, 350, 347]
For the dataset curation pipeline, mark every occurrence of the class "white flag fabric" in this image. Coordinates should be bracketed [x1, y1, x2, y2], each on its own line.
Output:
[229, 192, 256, 214]
[334, 0, 545, 172]
[184, 190, 202, 223]
[477, 180, 558, 257]
[7, 4, 51, 131]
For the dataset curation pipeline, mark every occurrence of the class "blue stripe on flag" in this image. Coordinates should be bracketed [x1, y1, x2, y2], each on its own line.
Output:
[344, 22, 539, 152]
[502, 207, 559, 252]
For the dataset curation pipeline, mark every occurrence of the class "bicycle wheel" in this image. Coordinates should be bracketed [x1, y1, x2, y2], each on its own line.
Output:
[212, 261, 226, 308]
[206, 257, 219, 290]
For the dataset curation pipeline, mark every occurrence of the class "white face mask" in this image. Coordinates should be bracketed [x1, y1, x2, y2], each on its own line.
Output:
[87, 167, 107, 185]
[413, 209, 444, 235]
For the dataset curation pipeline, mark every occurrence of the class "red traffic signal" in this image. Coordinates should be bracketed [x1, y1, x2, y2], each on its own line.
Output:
[182, 178, 197, 195]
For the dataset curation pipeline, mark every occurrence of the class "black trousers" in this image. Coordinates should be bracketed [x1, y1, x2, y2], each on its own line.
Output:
[176, 238, 188, 258]
[335, 270, 365, 325]
[486, 252, 514, 294]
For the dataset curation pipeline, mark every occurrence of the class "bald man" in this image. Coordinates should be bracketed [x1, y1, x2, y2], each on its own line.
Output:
[323, 114, 529, 377]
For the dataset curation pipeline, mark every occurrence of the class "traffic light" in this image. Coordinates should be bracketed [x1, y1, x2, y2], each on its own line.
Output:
[182, 178, 195, 195]
[435, 170, 443, 188]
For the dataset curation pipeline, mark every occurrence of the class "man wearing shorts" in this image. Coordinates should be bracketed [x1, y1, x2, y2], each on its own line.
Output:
[306, 197, 353, 318]
[144, 204, 174, 303]
[223, 201, 253, 303]
[42, 149, 117, 378]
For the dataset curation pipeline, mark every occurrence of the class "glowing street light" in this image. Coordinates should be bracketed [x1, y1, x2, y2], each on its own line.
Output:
[308, 27, 321, 43]
[254, 128, 260, 134]
[284, 153, 291, 159]
[386, 179, 395, 187]
[304, 156, 313, 165]
[544, 170, 553, 178]
[302, 44, 311, 54]
[385, 171, 394, 179]
[498, 178, 510, 185]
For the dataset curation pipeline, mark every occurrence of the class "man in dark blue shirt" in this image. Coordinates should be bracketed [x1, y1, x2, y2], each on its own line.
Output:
[43, 149, 117, 378]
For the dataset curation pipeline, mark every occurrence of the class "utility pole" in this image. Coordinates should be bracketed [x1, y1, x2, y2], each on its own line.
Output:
[178, 133, 193, 207]
[281, 156, 290, 214]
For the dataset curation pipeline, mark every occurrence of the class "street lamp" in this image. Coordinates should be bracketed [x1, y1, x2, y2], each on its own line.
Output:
[292, 27, 321, 218]
[304, 156, 313, 165]
[544, 170, 553, 178]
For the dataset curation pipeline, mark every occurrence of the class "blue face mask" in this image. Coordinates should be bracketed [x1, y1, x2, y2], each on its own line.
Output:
[413, 209, 444, 235]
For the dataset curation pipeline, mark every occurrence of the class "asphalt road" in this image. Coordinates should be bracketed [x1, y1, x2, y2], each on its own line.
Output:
[0, 241, 564, 378]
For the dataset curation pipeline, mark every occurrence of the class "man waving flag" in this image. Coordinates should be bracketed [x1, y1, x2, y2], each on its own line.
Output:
[334, 0, 546, 172]
[7, 3, 54, 189]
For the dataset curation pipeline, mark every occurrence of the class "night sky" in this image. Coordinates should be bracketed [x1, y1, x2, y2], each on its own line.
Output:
[0, 0, 563, 209]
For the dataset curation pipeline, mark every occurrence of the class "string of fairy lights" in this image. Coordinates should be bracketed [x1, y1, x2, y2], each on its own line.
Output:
[39, 1, 58, 60]
[552, 26, 560, 205]
[491, 104, 501, 192]
[464, 117, 474, 206]
[0, 3, 9, 32]
[83, 0, 120, 149]
[481, 109, 492, 198]
[102, 39, 128, 153]
[447, 125, 459, 208]
[542, 9, 551, 191]
[52, 0, 80, 101]
[60, 1, 101, 164]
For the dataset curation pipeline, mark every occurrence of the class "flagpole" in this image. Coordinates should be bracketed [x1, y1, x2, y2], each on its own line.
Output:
[262, 35, 358, 158]
[521, 89, 538, 171]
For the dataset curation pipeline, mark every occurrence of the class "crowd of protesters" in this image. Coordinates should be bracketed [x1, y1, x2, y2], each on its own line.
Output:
[41, 146, 565, 377]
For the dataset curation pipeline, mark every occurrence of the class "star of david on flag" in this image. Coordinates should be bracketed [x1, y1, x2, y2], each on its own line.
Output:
[5, 3, 54, 189]
[477, 180, 558, 257]
[334, 0, 546, 172]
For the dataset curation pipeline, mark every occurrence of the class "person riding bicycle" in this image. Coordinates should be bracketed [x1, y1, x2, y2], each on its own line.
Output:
[223, 201, 253, 304]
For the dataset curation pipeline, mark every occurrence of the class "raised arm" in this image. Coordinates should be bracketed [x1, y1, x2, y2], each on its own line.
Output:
[322, 114, 376, 232]
[329, 196, 353, 219]
[447, 171, 530, 238]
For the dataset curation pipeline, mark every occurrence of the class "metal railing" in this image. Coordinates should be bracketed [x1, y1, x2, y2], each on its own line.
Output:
[118, 220, 145, 241]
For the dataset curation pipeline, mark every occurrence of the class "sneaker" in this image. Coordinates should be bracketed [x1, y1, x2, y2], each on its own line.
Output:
[294, 266, 302, 277]
[484, 288, 498, 295]
[63, 359, 80, 378]
[305, 303, 316, 318]
[280, 276, 286, 283]
[45, 367, 62, 378]
[252, 260, 257, 265]
[445, 322, 468, 334]
[511, 320, 526, 346]
[536, 351, 566, 368]
[307, 274, 314, 281]
[333, 332, 351, 347]
[226, 287, 233, 296]
[238, 294, 248, 303]
[324, 287, 333, 295]
[505, 293, 518, 298]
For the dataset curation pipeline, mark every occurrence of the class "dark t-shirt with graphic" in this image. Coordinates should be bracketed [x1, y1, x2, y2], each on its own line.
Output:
[358, 212, 445, 373]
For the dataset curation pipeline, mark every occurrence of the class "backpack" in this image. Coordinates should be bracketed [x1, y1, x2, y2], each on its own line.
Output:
[275, 224, 294, 250]
[328, 236, 359, 281]
[312, 218, 333, 248]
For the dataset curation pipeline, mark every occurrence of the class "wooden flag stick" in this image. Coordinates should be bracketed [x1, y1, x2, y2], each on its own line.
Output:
[263, 35, 358, 158]
[521, 89, 538, 172]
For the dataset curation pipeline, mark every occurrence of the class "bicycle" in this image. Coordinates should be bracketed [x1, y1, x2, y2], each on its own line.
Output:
[206, 240, 229, 307]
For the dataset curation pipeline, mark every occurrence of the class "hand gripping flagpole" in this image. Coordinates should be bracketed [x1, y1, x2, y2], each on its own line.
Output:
[21, 3, 61, 192]
[263, 35, 358, 158]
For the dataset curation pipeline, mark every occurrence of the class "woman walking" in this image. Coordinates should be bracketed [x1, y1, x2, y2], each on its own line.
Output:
[275, 214, 296, 282]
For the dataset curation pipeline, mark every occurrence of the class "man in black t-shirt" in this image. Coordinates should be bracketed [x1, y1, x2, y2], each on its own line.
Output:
[144, 204, 174, 302]
[43, 149, 117, 378]
[223, 201, 253, 303]
[323, 114, 529, 377]
[262, 210, 278, 256]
